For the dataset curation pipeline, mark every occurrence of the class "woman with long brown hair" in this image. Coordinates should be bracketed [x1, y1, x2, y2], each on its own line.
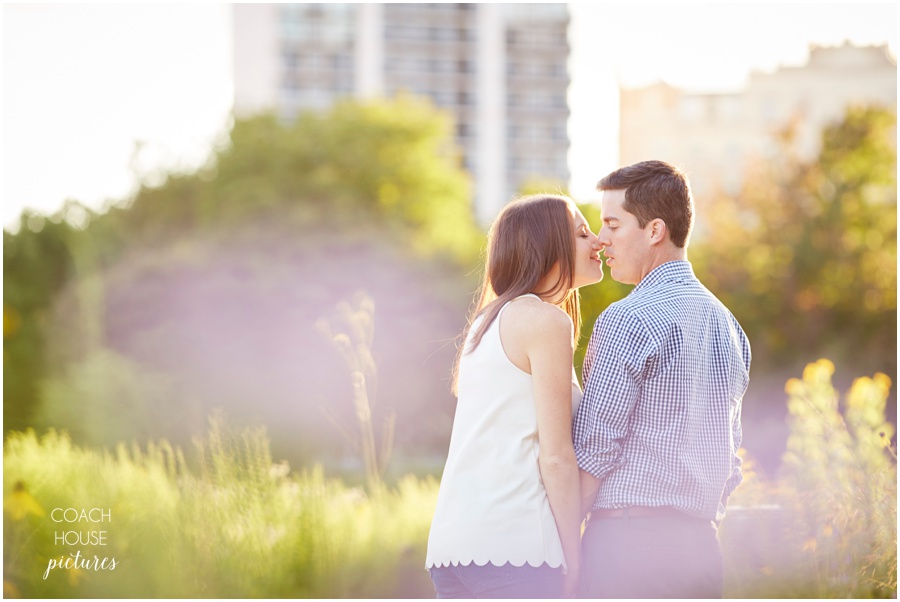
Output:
[425, 194, 603, 598]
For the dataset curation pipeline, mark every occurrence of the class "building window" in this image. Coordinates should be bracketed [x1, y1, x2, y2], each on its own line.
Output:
[719, 96, 741, 121]
[432, 91, 455, 107]
[760, 97, 777, 123]
[678, 97, 703, 123]
[334, 54, 352, 71]
[555, 154, 568, 175]
[297, 88, 335, 110]
[281, 4, 354, 45]
[429, 58, 455, 73]
[433, 27, 458, 41]
[282, 50, 298, 69]
[504, 3, 568, 21]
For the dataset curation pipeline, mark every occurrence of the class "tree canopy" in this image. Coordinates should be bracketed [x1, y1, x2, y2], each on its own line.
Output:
[692, 105, 896, 377]
[4, 96, 484, 461]
[4, 99, 895, 469]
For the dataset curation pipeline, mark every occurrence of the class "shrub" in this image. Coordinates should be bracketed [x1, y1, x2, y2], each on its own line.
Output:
[3, 415, 438, 598]
[721, 359, 896, 598]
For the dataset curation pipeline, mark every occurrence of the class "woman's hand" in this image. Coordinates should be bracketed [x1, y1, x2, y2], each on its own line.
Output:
[562, 563, 581, 598]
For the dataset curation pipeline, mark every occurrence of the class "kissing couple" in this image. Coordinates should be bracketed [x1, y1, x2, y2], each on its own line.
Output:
[426, 160, 751, 599]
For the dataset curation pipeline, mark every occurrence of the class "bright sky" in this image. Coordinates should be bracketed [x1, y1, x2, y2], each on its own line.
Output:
[3, 3, 897, 230]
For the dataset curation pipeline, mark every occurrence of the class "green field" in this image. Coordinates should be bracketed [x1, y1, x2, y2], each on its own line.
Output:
[3, 361, 895, 599]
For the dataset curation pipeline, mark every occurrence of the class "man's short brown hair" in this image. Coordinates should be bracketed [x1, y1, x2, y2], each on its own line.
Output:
[597, 160, 694, 248]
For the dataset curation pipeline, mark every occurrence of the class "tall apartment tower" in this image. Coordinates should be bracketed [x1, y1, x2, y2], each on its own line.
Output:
[233, 3, 571, 224]
[618, 43, 897, 199]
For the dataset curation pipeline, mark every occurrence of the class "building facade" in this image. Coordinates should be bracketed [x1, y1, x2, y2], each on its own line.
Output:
[618, 43, 897, 198]
[233, 3, 571, 223]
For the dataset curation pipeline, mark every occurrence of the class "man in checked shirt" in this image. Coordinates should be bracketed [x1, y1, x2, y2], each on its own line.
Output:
[573, 160, 751, 598]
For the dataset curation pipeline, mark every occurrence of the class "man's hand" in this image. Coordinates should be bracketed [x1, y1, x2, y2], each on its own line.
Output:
[579, 469, 602, 518]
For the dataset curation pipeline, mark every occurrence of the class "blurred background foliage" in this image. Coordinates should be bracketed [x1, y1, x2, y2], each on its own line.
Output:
[3, 416, 439, 598]
[3, 361, 894, 598]
[5, 95, 484, 469]
[3, 95, 897, 597]
[691, 105, 896, 467]
[693, 105, 896, 374]
[4, 96, 896, 469]
[718, 360, 895, 598]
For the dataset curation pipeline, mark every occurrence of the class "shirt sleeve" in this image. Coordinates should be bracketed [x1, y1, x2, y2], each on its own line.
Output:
[718, 397, 744, 514]
[572, 305, 655, 480]
[718, 319, 752, 517]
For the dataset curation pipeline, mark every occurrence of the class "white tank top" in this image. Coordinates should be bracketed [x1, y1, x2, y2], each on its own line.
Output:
[425, 294, 582, 569]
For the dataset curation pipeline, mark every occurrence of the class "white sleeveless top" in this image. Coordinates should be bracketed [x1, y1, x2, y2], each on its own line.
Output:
[425, 294, 582, 570]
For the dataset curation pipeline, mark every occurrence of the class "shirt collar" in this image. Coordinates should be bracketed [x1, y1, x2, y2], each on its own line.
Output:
[632, 260, 695, 294]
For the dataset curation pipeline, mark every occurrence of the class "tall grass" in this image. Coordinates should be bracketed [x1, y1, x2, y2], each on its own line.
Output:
[4, 360, 896, 598]
[315, 292, 395, 492]
[3, 415, 438, 598]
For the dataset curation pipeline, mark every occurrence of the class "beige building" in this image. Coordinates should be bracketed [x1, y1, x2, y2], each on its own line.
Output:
[233, 3, 570, 224]
[619, 43, 897, 198]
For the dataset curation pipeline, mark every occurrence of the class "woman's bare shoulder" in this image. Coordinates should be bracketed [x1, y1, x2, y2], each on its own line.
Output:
[502, 296, 573, 340]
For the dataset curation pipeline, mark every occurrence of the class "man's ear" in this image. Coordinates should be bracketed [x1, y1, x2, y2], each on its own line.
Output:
[648, 218, 667, 246]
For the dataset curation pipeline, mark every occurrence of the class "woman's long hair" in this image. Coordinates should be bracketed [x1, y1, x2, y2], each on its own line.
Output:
[451, 194, 581, 395]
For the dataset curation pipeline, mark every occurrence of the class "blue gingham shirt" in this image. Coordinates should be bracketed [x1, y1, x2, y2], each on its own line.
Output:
[573, 260, 751, 522]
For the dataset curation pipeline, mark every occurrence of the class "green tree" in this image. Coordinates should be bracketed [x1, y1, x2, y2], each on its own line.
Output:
[693, 105, 897, 375]
[107, 94, 483, 263]
[4, 96, 485, 463]
[3, 215, 77, 433]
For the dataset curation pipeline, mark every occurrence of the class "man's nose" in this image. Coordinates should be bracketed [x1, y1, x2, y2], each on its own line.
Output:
[597, 227, 611, 247]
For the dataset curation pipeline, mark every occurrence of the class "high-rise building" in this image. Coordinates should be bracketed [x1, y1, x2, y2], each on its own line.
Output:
[233, 3, 571, 223]
[618, 43, 897, 199]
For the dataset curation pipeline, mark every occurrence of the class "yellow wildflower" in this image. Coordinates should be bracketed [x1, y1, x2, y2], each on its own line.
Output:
[4, 481, 45, 520]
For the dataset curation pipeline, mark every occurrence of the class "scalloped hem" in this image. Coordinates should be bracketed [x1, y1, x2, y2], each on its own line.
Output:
[425, 557, 565, 570]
